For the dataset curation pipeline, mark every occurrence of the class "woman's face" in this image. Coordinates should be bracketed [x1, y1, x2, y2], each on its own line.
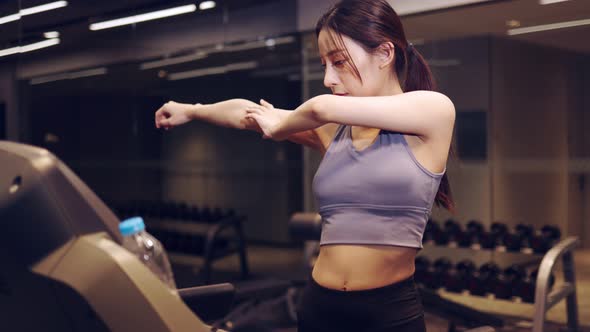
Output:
[317, 29, 385, 97]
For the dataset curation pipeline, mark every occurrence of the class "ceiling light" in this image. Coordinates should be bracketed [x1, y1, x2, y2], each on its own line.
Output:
[539, 0, 571, 4]
[89, 4, 197, 31]
[20, 1, 68, 16]
[220, 36, 295, 53]
[0, 38, 60, 58]
[265, 39, 276, 47]
[29, 67, 108, 85]
[390, 0, 494, 16]
[44, 31, 60, 39]
[139, 51, 208, 70]
[0, 1, 68, 25]
[506, 20, 521, 28]
[167, 61, 258, 80]
[0, 14, 20, 25]
[199, 1, 216, 10]
[507, 17, 590, 35]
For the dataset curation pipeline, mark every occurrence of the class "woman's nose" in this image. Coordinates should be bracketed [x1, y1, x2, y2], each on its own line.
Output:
[323, 67, 339, 89]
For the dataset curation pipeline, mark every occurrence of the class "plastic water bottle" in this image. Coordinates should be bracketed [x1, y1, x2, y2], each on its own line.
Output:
[119, 216, 177, 289]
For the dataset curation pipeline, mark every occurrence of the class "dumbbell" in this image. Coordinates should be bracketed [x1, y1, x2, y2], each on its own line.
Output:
[423, 219, 448, 245]
[502, 232, 524, 252]
[468, 262, 500, 296]
[466, 220, 485, 240]
[491, 222, 508, 246]
[531, 225, 561, 254]
[474, 223, 505, 250]
[211, 207, 224, 222]
[431, 257, 453, 289]
[493, 265, 526, 299]
[415, 256, 432, 286]
[177, 202, 191, 221]
[200, 207, 213, 222]
[444, 219, 472, 247]
[189, 205, 201, 221]
[445, 260, 476, 293]
[515, 267, 556, 303]
[514, 224, 535, 252]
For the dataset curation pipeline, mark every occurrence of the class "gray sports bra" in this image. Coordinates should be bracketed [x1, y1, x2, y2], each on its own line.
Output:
[312, 125, 444, 248]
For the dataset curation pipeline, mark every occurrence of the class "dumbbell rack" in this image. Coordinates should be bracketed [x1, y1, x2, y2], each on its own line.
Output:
[532, 236, 579, 332]
[146, 215, 250, 285]
[423, 237, 580, 332]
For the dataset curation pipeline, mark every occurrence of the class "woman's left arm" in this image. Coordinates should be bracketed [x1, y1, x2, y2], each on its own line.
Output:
[246, 90, 455, 141]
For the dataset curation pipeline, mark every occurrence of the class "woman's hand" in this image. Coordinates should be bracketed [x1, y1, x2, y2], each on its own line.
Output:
[245, 99, 287, 140]
[155, 101, 198, 130]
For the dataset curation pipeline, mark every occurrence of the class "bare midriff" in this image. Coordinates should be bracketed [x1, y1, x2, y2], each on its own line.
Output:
[311, 244, 417, 291]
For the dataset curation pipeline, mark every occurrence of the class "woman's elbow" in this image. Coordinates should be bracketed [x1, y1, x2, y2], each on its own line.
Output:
[310, 95, 331, 123]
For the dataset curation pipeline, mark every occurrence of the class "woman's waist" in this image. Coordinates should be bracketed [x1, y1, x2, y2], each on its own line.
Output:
[312, 244, 417, 291]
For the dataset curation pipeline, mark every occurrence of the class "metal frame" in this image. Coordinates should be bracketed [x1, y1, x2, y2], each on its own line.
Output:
[533, 236, 580, 332]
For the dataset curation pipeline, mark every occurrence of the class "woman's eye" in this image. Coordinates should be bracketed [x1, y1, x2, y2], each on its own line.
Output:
[334, 60, 346, 67]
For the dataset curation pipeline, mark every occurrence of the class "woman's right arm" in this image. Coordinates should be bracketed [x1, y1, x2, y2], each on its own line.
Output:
[154, 99, 338, 153]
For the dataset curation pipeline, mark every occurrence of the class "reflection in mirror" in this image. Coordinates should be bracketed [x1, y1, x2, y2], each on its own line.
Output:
[17, 0, 302, 255]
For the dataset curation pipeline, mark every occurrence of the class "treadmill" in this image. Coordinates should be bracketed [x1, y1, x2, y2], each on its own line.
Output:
[0, 141, 232, 332]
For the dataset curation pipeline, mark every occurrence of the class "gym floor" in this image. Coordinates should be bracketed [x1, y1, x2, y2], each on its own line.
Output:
[170, 246, 590, 332]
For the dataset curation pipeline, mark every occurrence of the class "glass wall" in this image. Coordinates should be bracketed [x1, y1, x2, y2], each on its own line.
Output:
[3, 0, 589, 252]
[10, 0, 303, 245]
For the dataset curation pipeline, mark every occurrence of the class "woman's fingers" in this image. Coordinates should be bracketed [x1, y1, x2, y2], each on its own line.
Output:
[246, 107, 263, 115]
[260, 99, 274, 108]
[155, 105, 172, 128]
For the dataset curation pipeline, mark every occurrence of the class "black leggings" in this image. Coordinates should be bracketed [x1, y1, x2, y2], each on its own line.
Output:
[296, 275, 426, 332]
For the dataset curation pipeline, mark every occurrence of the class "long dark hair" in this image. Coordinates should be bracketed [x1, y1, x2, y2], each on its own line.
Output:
[316, 0, 455, 213]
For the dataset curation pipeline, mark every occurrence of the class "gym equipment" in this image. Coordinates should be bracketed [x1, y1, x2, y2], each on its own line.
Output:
[0, 141, 236, 331]
[532, 236, 579, 332]
[445, 260, 476, 293]
[531, 225, 562, 254]
[493, 265, 526, 300]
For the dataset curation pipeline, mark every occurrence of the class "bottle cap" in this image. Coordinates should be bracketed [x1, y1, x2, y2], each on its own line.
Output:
[119, 216, 146, 236]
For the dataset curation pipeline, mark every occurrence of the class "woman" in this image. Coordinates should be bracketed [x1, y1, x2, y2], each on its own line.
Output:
[155, 0, 455, 331]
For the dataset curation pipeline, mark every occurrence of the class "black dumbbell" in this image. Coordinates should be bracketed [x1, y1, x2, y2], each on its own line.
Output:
[423, 219, 441, 244]
[433, 225, 450, 246]
[431, 257, 453, 289]
[444, 219, 462, 242]
[515, 224, 535, 250]
[494, 265, 526, 299]
[541, 225, 561, 241]
[531, 225, 561, 254]
[502, 232, 524, 252]
[415, 256, 432, 287]
[515, 267, 556, 303]
[445, 260, 476, 293]
[478, 231, 496, 249]
[464, 220, 485, 247]
[212, 207, 224, 222]
[189, 205, 201, 221]
[225, 208, 236, 218]
[491, 222, 508, 246]
[469, 262, 500, 296]
[177, 202, 190, 221]
[201, 206, 213, 222]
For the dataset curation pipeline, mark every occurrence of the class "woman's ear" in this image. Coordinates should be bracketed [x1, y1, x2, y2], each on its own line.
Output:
[377, 42, 395, 69]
